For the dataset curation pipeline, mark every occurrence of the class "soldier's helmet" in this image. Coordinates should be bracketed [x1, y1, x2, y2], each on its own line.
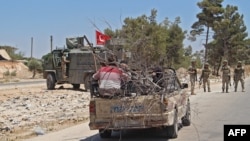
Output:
[205, 63, 209, 66]
[223, 60, 228, 63]
[238, 61, 242, 64]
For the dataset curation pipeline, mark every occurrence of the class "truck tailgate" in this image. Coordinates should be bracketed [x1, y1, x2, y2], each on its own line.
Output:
[89, 95, 175, 129]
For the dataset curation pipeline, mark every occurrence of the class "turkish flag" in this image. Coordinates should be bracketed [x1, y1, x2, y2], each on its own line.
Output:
[96, 30, 111, 45]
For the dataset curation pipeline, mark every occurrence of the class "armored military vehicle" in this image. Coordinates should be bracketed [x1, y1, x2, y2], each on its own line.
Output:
[43, 35, 107, 90]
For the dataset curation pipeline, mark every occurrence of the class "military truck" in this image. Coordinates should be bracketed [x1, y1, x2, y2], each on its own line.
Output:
[43, 35, 107, 90]
[88, 68, 191, 138]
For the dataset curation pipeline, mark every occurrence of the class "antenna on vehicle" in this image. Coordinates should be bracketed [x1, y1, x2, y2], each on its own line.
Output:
[50, 35, 53, 53]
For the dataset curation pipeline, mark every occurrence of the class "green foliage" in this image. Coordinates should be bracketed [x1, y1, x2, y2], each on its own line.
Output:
[184, 46, 193, 56]
[104, 9, 186, 69]
[28, 59, 42, 71]
[41, 52, 52, 62]
[190, 0, 224, 62]
[213, 5, 249, 65]
[10, 70, 17, 76]
[41, 52, 52, 69]
[164, 19, 186, 67]
[3, 70, 10, 76]
[190, 0, 250, 75]
[27, 59, 43, 78]
[9, 51, 25, 60]
[3, 70, 16, 77]
[0, 45, 25, 60]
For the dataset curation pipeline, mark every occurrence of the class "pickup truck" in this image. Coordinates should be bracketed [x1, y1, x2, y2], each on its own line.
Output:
[88, 68, 191, 138]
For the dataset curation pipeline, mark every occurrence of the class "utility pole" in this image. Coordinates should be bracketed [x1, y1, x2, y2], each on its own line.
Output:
[31, 37, 33, 59]
[50, 35, 53, 52]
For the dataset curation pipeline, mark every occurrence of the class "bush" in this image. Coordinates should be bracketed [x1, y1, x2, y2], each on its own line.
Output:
[10, 70, 17, 76]
[3, 70, 10, 76]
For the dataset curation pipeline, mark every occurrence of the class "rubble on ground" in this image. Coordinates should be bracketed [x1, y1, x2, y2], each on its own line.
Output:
[0, 85, 90, 141]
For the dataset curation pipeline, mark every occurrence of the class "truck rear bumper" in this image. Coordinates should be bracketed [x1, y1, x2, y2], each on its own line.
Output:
[89, 114, 174, 130]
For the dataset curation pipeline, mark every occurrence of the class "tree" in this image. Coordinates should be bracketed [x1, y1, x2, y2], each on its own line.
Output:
[190, 0, 224, 62]
[213, 5, 249, 65]
[163, 17, 186, 68]
[27, 59, 43, 78]
[116, 9, 168, 68]
[184, 45, 193, 56]
[104, 9, 188, 69]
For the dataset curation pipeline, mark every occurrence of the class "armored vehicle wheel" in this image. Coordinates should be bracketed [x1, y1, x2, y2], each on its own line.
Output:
[47, 73, 55, 90]
[99, 129, 112, 138]
[72, 84, 80, 89]
[166, 109, 178, 138]
[182, 100, 191, 126]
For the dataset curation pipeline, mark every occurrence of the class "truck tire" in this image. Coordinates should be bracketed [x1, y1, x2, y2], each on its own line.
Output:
[72, 84, 80, 89]
[166, 110, 178, 138]
[99, 129, 112, 138]
[182, 100, 191, 126]
[47, 73, 55, 90]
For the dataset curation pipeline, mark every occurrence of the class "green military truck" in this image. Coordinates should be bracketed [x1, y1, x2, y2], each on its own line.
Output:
[88, 68, 191, 138]
[42, 35, 107, 90]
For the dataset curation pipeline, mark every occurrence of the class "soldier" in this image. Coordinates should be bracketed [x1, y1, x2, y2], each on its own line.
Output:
[61, 52, 70, 79]
[199, 63, 211, 92]
[233, 61, 245, 92]
[188, 59, 197, 95]
[220, 60, 231, 93]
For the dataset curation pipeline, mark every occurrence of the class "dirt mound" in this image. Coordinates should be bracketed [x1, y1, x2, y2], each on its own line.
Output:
[0, 61, 34, 79]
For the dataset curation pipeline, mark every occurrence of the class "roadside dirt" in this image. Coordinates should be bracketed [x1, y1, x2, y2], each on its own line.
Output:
[0, 84, 90, 141]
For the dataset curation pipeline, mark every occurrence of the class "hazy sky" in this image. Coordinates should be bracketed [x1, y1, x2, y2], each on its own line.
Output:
[0, 0, 249, 59]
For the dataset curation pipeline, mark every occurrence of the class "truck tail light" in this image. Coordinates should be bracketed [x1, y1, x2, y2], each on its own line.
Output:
[89, 101, 96, 114]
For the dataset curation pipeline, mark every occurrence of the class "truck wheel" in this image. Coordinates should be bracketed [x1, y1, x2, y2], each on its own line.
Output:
[166, 110, 178, 138]
[99, 129, 112, 138]
[72, 84, 80, 89]
[47, 73, 55, 90]
[182, 100, 191, 126]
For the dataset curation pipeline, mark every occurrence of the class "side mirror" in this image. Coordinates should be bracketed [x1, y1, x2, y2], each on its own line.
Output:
[181, 83, 188, 89]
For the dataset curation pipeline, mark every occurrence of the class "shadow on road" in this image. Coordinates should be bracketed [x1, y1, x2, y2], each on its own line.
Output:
[80, 128, 171, 141]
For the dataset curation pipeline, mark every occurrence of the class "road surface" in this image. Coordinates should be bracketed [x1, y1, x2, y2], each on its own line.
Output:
[0, 79, 45, 90]
[24, 78, 250, 141]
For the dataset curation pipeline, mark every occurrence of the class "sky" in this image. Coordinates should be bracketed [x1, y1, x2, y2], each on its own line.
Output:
[0, 0, 249, 59]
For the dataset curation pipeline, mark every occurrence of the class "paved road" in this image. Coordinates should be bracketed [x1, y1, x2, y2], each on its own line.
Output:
[24, 78, 250, 141]
[0, 79, 45, 90]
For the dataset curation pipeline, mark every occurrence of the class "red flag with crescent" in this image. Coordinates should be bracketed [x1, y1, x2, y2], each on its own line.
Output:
[96, 30, 111, 45]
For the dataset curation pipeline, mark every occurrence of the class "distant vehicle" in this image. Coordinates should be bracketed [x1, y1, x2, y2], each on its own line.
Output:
[42, 35, 107, 90]
[88, 68, 191, 139]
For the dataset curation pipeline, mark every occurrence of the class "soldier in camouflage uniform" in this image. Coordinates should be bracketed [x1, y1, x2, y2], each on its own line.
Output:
[199, 63, 211, 92]
[61, 52, 70, 79]
[220, 60, 231, 93]
[188, 60, 197, 95]
[233, 61, 245, 92]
